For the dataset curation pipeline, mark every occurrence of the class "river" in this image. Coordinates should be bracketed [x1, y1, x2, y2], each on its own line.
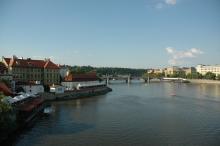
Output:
[13, 82, 220, 146]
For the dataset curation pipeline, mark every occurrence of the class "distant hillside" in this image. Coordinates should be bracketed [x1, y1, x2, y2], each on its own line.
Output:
[69, 66, 147, 77]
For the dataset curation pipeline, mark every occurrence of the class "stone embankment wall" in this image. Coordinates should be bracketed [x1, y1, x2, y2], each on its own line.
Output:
[40, 86, 112, 101]
[188, 79, 220, 84]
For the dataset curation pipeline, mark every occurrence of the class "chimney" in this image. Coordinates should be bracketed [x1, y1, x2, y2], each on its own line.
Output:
[12, 55, 18, 60]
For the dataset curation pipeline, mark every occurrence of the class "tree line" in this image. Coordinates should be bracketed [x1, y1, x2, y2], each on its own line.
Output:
[69, 66, 146, 77]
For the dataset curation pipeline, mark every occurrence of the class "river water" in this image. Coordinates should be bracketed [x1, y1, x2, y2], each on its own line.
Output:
[14, 82, 220, 146]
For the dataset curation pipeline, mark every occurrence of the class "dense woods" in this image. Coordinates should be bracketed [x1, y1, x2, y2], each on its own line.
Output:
[70, 66, 147, 77]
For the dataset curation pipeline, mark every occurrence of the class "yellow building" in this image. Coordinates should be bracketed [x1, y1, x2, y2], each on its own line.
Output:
[164, 66, 182, 77]
[2, 56, 60, 85]
[182, 67, 196, 75]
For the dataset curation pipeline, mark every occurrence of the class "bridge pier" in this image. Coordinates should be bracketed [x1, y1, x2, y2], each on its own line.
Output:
[105, 75, 110, 85]
[128, 75, 131, 84]
[125, 75, 131, 84]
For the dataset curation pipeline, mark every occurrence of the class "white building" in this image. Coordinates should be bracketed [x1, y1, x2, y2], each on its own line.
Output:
[61, 72, 105, 90]
[22, 84, 44, 94]
[50, 85, 65, 94]
[196, 64, 220, 76]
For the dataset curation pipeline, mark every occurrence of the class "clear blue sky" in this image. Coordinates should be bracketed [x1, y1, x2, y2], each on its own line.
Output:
[0, 0, 220, 68]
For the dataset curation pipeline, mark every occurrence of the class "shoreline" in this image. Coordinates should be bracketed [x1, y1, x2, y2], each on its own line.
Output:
[0, 86, 112, 145]
[188, 79, 220, 84]
[40, 86, 112, 101]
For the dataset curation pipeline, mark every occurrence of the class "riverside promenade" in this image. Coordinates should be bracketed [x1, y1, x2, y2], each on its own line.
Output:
[189, 79, 220, 84]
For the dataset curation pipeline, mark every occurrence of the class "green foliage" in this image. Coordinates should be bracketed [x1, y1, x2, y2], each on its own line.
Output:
[186, 72, 203, 79]
[70, 66, 95, 74]
[142, 72, 164, 80]
[217, 74, 220, 80]
[70, 66, 146, 77]
[0, 92, 11, 113]
[0, 79, 11, 87]
[170, 71, 186, 78]
[204, 72, 216, 80]
[0, 92, 15, 135]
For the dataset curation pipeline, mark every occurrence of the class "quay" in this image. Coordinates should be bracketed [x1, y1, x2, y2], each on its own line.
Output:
[41, 86, 112, 101]
[188, 79, 220, 84]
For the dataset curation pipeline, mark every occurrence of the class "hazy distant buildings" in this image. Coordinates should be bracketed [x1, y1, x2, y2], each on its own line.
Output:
[196, 64, 220, 76]
[148, 66, 196, 77]
[164, 66, 183, 77]
[182, 67, 196, 75]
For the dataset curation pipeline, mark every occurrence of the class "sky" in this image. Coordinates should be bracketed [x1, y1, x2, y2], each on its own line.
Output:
[0, 0, 220, 69]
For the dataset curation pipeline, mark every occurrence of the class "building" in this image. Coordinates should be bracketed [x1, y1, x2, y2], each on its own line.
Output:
[0, 62, 8, 74]
[21, 84, 44, 95]
[62, 72, 104, 90]
[50, 85, 65, 94]
[164, 66, 184, 77]
[147, 69, 164, 74]
[59, 65, 70, 80]
[196, 64, 220, 76]
[2, 56, 60, 85]
[154, 69, 164, 74]
[182, 67, 196, 75]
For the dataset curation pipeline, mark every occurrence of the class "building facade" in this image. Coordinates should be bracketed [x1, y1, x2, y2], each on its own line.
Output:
[62, 72, 104, 90]
[164, 66, 196, 77]
[164, 66, 183, 77]
[182, 67, 196, 75]
[196, 64, 220, 76]
[2, 56, 60, 85]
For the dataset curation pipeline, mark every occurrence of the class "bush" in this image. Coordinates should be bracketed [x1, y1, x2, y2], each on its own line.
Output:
[0, 93, 16, 140]
[204, 72, 216, 80]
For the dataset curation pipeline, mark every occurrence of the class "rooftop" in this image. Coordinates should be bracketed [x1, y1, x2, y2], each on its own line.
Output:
[3, 57, 59, 69]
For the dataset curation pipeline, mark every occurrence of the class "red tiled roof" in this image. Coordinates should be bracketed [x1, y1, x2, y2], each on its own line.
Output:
[10, 59, 45, 68]
[64, 72, 99, 82]
[4, 58, 11, 66]
[0, 82, 13, 96]
[44, 60, 59, 69]
[3, 57, 59, 69]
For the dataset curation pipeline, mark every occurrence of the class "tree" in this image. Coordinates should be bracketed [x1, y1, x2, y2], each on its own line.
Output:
[186, 73, 192, 79]
[192, 72, 203, 79]
[0, 92, 16, 136]
[0, 92, 11, 113]
[204, 72, 216, 80]
[69, 65, 146, 77]
[0, 79, 11, 87]
[170, 71, 186, 78]
[217, 74, 220, 80]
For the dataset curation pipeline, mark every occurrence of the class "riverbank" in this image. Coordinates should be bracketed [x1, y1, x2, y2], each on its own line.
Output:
[188, 79, 220, 84]
[40, 86, 112, 101]
[0, 86, 112, 145]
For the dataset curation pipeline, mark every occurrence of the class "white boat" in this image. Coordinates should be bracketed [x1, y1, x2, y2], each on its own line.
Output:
[43, 107, 53, 114]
